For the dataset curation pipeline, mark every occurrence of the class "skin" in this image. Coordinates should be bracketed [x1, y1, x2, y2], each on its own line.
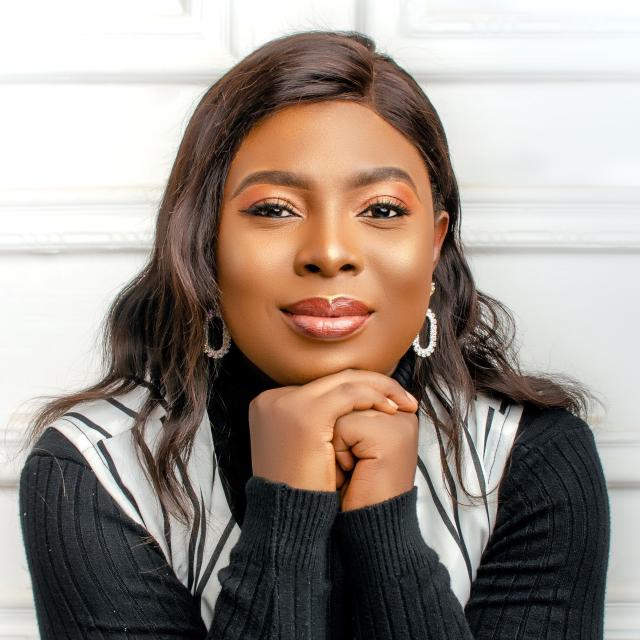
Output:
[216, 100, 449, 509]
[217, 100, 449, 382]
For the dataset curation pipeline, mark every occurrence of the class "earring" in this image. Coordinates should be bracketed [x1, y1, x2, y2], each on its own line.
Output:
[204, 310, 231, 359]
[412, 281, 437, 358]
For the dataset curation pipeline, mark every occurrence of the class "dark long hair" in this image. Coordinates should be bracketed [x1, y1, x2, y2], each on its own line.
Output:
[19, 29, 601, 524]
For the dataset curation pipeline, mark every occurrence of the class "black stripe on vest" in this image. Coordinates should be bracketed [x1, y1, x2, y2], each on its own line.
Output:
[433, 425, 473, 582]
[95, 439, 147, 530]
[488, 404, 516, 481]
[195, 515, 236, 606]
[461, 418, 491, 528]
[176, 455, 204, 594]
[483, 406, 495, 452]
[417, 455, 472, 581]
[63, 412, 112, 439]
[193, 488, 208, 590]
[105, 395, 174, 561]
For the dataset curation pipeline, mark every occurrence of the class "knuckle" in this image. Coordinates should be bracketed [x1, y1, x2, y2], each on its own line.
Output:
[250, 388, 273, 408]
[248, 396, 260, 419]
[393, 381, 411, 399]
[339, 381, 359, 397]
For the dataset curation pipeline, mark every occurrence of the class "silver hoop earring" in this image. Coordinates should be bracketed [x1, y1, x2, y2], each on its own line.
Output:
[204, 310, 231, 359]
[412, 282, 437, 358]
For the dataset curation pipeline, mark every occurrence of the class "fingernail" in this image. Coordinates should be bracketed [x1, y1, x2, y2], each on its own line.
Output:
[386, 398, 399, 410]
[405, 391, 418, 404]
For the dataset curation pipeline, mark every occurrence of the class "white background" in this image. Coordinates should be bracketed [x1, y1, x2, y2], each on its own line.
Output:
[0, 1, 639, 637]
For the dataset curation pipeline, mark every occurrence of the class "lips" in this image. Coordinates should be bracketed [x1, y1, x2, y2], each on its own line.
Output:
[280, 297, 373, 339]
[281, 297, 371, 317]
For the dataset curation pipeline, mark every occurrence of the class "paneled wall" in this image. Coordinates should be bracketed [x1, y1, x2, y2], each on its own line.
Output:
[1, 1, 638, 637]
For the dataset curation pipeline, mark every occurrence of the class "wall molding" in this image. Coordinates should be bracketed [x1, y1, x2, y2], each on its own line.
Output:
[0, 1, 638, 83]
[0, 187, 160, 254]
[595, 431, 640, 490]
[0, 590, 38, 639]
[0, 0, 235, 84]
[0, 186, 638, 254]
[605, 601, 640, 640]
[398, 0, 640, 37]
[362, 0, 640, 81]
[459, 186, 640, 253]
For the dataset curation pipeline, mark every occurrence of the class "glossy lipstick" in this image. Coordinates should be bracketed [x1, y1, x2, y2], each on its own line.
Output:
[280, 296, 373, 338]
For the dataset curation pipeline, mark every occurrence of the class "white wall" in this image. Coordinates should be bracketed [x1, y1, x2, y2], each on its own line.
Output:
[1, 1, 638, 637]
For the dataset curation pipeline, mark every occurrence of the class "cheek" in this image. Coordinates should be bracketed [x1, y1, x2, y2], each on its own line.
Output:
[215, 218, 288, 318]
[372, 227, 433, 294]
[369, 228, 434, 346]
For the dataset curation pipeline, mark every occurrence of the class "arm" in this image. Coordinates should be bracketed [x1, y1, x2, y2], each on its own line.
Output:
[333, 411, 611, 639]
[209, 475, 338, 639]
[19, 432, 339, 639]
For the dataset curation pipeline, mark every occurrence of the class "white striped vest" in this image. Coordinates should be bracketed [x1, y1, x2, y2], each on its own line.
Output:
[50, 382, 523, 628]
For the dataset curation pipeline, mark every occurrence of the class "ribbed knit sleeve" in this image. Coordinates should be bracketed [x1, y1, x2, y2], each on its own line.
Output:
[209, 475, 339, 638]
[19, 431, 339, 639]
[19, 451, 208, 638]
[333, 408, 611, 639]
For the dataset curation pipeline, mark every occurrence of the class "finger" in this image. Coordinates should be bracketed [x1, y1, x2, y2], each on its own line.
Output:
[334, 409, 418, 461]
[339, 477, 350, 501]
[334, 446, 356, 472]
[288, 368, 418, 413]
[329, 388, 398, 456]
[335, 461, 346, 489]
[320, 383, 417, 433]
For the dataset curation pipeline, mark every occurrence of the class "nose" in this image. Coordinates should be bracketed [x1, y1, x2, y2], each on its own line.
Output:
[293, 212, 364, 277]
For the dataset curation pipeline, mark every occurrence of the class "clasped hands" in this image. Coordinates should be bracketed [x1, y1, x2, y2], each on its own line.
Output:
[248, 368, 419, 512]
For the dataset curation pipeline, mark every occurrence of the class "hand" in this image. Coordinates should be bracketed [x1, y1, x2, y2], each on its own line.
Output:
[333, 396, 419, 512]
[248, 369, 415, 492]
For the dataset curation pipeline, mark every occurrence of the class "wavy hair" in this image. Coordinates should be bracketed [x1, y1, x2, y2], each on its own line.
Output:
[19, 29, 601, 524]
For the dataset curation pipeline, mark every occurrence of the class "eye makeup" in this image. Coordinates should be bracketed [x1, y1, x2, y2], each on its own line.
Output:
[240, 195, 411, 220]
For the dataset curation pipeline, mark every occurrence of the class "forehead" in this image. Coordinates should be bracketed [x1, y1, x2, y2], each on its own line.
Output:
[224, 100, 432, 200]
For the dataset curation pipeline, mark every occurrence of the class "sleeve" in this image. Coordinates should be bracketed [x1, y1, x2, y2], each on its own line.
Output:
[333, 411, 611, 639]
[209, 475, 339, 639]
[19, 447, 339, 639]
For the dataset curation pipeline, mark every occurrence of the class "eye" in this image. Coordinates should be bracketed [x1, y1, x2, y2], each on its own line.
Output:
[240, 196, 411, 219]
[360, 197, 410, 219]
[240, 198, 298, 218]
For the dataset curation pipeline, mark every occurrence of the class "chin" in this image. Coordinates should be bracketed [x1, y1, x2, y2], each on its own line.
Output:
[274, 356, 388, 386]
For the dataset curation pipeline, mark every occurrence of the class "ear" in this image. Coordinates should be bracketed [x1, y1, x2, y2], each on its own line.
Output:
[432, 210, 449, 269]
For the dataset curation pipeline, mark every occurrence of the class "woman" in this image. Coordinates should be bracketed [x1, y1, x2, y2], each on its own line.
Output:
[18, 30, 610, 639]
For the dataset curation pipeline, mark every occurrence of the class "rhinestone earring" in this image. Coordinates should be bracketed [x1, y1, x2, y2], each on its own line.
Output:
[204, 310, 231, 359]
[412, 281, 437, 358]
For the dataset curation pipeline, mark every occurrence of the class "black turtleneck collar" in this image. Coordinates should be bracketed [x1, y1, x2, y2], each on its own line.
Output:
[206, 342, 417, 526]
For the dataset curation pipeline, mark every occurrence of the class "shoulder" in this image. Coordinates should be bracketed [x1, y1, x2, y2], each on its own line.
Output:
[22, 383, 166, 467]
[19, 398, 162, 550]
[20, 427, 93, 500]
[19, 429, 119, 531]
[470, 404, 611, 630]
[19, 429, 81, 519]
[19, 382, 167, 501]
[499, 403, 609, 519]
[512, 403, 596, 452]
[22, 425, 88, 469]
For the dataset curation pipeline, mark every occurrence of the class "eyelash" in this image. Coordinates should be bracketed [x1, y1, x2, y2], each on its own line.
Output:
[240, 197, 411, 220]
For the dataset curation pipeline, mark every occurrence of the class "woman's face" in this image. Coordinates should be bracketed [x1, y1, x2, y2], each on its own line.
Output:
[216, 100, 449, 385]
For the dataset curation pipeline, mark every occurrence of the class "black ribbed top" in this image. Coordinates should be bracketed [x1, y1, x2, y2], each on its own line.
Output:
[18, 346, 611, 638]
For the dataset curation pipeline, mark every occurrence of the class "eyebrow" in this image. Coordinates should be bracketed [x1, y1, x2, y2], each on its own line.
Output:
[230, 166, 419, 199]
